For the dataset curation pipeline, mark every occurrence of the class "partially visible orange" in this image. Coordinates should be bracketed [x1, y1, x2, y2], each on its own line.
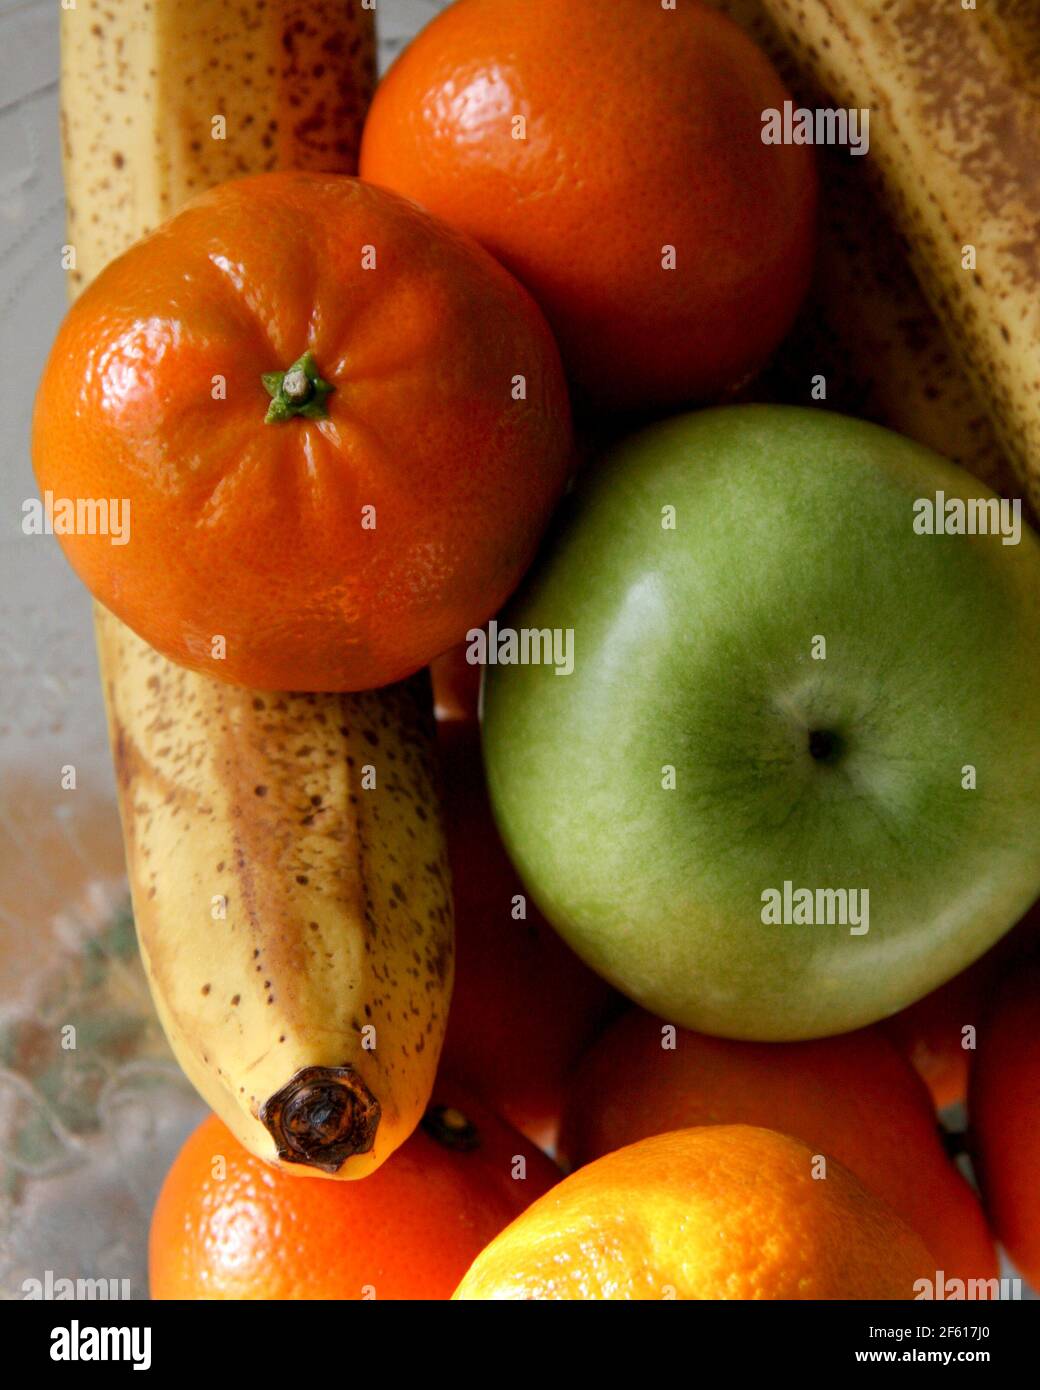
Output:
[970, 959, 1040, 1287]
[361, 0, 816, 410]
[454, 1126, 933, 1300]
[560, 1010, 996, 1284]
[437, 720, 619, 1148]
[150, 1080, 560, 1300]
[880, 961, 990, 1111]
[881, 904, 1040, 1109]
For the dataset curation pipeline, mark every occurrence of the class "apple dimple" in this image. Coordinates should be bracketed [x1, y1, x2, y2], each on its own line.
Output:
[807, 728, 843, 765]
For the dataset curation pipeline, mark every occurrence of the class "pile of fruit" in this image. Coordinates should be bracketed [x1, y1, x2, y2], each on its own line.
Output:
[33, 0, 1040, 1300]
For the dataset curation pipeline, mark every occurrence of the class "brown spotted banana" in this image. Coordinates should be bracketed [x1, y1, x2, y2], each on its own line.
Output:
[62, 0, 454, 1179]
[754, 0, 1040, 512]
[714, 0, 1022, 504]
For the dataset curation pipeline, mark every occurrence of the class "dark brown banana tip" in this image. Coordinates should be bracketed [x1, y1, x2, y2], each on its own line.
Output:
[260, 1065, 381, 1174]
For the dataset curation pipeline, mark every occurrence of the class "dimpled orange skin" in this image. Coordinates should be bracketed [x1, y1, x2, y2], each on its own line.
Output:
[360, 0, 817, 411]
[560, 1010, 997, 1286]
[970, 960, 1040, 1288]
[453, 1126, 933, 1300]
[32, 172, 572, 692]
[150, 1084, 562, 1300]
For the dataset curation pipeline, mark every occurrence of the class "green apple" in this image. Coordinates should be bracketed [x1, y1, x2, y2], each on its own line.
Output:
[482, 406, 1040, 1040]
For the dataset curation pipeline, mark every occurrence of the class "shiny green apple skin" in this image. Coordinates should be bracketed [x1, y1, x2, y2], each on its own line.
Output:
[482, 406, 1040, 1040]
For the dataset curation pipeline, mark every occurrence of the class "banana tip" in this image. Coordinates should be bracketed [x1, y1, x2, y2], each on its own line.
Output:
[260, 1064, 381, 1174]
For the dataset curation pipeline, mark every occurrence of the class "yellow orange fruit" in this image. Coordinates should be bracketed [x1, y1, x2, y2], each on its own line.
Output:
[454, 1125, 933, 1300]
[561, 1010, 996, 1284]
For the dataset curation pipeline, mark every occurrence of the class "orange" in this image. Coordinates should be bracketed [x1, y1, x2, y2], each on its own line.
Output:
[361, 0, 816, 410]
[33, 172, 572, 691]
[969, 958, 1040, 1287]
[437, 720, 619, 1148]
[881, 903, 1040, 1109]
[880, 960, 991, 1111]
[454, 1125, 933, 1300]
[560, 1009, 997, 1284]
[150, 1080, 561, 1299]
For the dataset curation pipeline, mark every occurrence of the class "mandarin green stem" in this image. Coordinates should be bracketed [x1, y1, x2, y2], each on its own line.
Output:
[262, 349, 333, 423]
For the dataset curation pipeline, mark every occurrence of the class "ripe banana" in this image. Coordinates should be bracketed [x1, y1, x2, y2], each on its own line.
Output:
[755, 0, 1040, 512]
[714, 0, 1020, 502]
[62, 0, 454, 1179]
[62, 0, 376, 289]
[97, 617, 452, 1179]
